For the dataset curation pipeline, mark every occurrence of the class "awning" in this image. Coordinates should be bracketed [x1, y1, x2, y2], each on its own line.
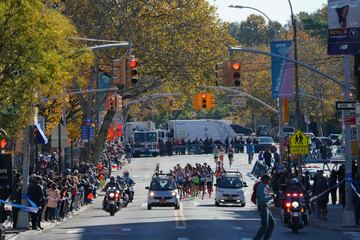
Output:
[35, 123, 48, 144]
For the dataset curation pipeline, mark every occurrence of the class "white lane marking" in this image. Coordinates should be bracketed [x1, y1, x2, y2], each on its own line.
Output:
[141, 202, 147, 207]
[133, 175, 139, 178]
[233, 227, 243, 230]
[193, 201, 199, 206]
[241, 238, 252, 240]
[175, 202, 186, 230]
[144, 175, 149, 178]
[177, 238, 189, 240]
[67, 229, 83, 234]
[121, 228, 132, 232]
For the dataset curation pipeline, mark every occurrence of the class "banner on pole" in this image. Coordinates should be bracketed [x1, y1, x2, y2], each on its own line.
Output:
[270, 40, 294, 99]
[328, 0, 360, 55]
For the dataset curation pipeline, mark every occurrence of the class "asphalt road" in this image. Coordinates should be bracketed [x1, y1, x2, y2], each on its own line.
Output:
[18, 153, 352, 240]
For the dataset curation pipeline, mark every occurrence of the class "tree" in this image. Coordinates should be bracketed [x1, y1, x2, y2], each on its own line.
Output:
[228, 15, 283, 45]
[57, 0, 235, 161]
[297, 6, 327, 42]
[0, 0, 92, 136]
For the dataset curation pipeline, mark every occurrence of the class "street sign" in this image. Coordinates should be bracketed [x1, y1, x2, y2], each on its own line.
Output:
[344, 116, 356, 125]
[51, 123, 68, 147]
[356, 103, 360, 125]
[290, 130, 309, 154]
[336, 101, 356, 110]
[232, 97, 246, 108]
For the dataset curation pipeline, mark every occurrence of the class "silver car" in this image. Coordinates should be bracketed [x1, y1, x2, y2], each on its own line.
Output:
[146, 174, 180, 210]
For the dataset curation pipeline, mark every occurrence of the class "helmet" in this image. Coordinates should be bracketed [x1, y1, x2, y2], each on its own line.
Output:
[123, 171, 129, 176]
[116, 175, 122, 181]
[290, 178, 299, 184]
[110, 176, 115, 182]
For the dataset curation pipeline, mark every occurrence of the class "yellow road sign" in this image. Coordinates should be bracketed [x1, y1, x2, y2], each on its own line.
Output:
[290, 130, 309, 154]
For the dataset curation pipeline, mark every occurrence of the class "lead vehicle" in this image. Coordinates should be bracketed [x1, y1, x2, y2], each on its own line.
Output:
[146, 173, 180, 210]
[214, 171, 247, 207]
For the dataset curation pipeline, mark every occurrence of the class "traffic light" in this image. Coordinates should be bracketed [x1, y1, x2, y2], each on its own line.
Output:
[192, 94, 200, 110]
[229, 61, 241, 87]
[168, 96, 175, 107]
[128, 57, 139, 84]
[201, 93, 207, 109]
[215, 62, 227, 85]
[107, 96, 116, 111]
[208, 94, 216, 109]
[116, 96, 123, 113]
[112, 57, 126, 86]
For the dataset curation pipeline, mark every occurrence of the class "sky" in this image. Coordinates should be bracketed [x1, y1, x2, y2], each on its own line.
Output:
[213, 0, 327, 24]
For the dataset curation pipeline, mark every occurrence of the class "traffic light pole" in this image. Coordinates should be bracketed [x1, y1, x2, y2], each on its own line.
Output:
[343, 55, 356, 226]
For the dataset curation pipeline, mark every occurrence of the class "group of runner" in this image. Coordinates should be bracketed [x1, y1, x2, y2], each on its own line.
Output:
[171, 163, 214, 200]
[168, 146, 236, 200]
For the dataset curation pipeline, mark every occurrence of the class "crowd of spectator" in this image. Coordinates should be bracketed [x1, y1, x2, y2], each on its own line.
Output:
[0, 141, 127, 230]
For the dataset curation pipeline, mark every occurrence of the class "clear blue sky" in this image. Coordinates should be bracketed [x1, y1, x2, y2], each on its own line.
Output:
[213, 0, 327, 24]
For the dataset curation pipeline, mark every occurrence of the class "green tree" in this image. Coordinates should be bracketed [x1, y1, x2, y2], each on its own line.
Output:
[0, 0, 92, 136]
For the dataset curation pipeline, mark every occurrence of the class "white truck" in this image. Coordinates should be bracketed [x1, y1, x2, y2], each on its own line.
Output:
[123, 121, 155, 144]
[167, 119, 236, 143]
[124, 121, 167, 157]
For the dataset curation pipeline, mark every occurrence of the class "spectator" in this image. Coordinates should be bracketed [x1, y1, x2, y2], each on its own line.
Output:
[263, 149, 272, 169]
[254, 175, 275, 240]
[329, 170, 338, 205]
[28, 176, 45, 230]
[46, 183, 60, 222]
[11, 177, 22, 228]
[313, 170, 329, 221]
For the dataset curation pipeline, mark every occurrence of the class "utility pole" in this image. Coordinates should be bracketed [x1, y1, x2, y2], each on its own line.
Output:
[343, 55, 356, 226]
[17, 126, 32, 229]
[355, 55, 360, 175]
[288, 0, 300, 130]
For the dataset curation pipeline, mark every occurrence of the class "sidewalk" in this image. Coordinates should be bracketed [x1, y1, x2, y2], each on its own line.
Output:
[310, 204, 360, 231]
[310, 204, 360, 240]
[4, 202, 92, 240]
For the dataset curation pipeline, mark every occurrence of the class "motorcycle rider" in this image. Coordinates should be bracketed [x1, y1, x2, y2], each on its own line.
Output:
[103, 176, 121, 209]
[123, 171, 135, 201]
[285, 177, 305, 195]
[103, 176, 121, 191]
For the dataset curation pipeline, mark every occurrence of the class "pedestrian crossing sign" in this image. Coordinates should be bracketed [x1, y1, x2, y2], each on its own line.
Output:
[290, 130, 309, 154]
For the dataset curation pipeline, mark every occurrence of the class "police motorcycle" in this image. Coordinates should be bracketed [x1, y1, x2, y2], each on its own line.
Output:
[116, 176, 130, 207]
[103, 186, 121, 216]
[280, 179, 309, 233]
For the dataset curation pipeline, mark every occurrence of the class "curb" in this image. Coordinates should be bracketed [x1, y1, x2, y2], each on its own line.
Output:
[5, 201, 93, 240]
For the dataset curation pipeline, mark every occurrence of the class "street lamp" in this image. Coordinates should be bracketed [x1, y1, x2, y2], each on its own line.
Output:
[287, 0, 300, 130]
[228, 5, 277, 40]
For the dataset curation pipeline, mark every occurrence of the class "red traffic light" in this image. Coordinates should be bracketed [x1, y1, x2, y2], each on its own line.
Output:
[129, 59, 138, 68]
[232, 62, 241, 70]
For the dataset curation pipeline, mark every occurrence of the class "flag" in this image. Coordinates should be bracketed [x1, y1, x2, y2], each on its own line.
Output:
[271, 40, 294, 99]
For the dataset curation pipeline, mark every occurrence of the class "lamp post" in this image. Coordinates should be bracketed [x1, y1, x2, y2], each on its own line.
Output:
[228, 5, 277, 41]
[287, 0, 300, 130]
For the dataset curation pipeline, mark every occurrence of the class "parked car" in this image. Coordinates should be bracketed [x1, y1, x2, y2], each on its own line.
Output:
[256, 125, 267, 136]
[304, 132, 315, 139]
[256, 136, 276, 153]
[328, 134, 341, 146]
[230, 124, 253, 136]
[215, 171, 247, 207]
[313, 137, 331, 149]
[283, 126, 295, 138]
